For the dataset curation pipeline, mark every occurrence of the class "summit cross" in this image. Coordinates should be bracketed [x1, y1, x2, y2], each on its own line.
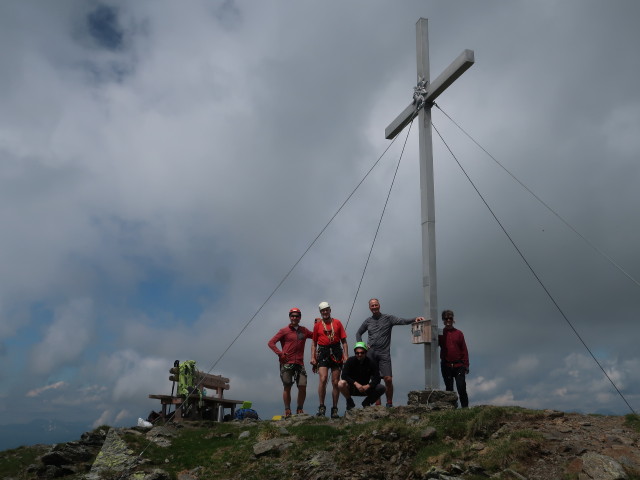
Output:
[385, 18, 474, 389]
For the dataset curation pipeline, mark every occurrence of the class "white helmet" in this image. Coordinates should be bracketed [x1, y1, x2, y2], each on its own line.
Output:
[318, 301, 331, 311]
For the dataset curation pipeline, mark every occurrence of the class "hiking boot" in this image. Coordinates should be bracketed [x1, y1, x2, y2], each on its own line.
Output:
[385, 402, 394, 408]
[361, 399, 371, 408]
[316, 405, 326, 417]
[284, 408, 292, 418]
[330, 406, 340, 419]
[296, 408, 305, 414]
[346, 398, 356, 411]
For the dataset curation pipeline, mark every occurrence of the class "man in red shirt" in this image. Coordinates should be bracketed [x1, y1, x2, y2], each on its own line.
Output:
[310, 302, 348, 418]
[438, 309, 470, 408]
[268, 307, 313, 417]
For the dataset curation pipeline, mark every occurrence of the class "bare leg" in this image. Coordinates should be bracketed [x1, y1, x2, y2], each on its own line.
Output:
[283, 385, 292, 409]
[383, 375, 393, 404]
[296, 386, 307, 409]
[317, 367, 329, 405]
[337, 379, 351, 399]
[331, 368, 341, 407]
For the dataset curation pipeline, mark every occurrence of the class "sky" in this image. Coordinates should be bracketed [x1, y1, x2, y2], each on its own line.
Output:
[1, 0, 640, 447]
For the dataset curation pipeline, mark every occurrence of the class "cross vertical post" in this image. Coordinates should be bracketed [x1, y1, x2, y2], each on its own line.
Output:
[385, 18, 474, 389]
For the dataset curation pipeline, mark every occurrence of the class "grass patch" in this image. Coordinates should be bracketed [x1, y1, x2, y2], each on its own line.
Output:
[0, 444, 50, 479]
[289, 424, 343, 443]
[476, 429, 544, 473]
[123, 422, 253, 478]
[413, 440, 461, 469]
[416, 406, 524, 440]
[625, 413, 640, 433]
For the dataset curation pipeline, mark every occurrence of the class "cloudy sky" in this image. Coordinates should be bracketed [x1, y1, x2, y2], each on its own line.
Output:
[1, 0, 639, 445]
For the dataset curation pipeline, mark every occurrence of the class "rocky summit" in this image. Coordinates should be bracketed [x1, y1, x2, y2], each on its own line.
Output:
[2, 402, 639, 480]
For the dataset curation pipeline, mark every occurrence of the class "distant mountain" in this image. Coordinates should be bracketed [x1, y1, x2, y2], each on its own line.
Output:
[0, 418, 90, 451]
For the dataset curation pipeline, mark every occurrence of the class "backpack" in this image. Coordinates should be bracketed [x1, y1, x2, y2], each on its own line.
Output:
[235, 408, 259, 420]
[178, 360, 198, 396]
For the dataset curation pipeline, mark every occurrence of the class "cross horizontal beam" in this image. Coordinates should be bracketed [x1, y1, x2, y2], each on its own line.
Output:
[385, 49, 475, 140]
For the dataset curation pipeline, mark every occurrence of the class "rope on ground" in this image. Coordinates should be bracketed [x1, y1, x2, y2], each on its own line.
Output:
[432, 121, 637, 415]
[434, 103, 640, 290]
[345, 118, 414, 329]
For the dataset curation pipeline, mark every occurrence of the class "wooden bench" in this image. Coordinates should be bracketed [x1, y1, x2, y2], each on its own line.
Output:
[149, 364, 244, 423]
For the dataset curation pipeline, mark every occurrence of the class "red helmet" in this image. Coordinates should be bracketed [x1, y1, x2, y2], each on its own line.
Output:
[289, 308, 301, 315]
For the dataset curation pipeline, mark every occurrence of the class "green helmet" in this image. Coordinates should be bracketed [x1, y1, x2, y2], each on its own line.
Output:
[353, 341, 368, 352]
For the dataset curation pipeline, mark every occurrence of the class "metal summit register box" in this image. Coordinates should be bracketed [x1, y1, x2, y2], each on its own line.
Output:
[411, 319, 432, 344]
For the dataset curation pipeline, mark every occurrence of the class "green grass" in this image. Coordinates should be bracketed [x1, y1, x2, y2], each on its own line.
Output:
[625, 413, 640, 433]
[122, 422, 256, 479]
[475, 429, 544, 473]
[288, 423, 343, 442]
[0, 444, 50, 479]
[410, 409, 544, 477]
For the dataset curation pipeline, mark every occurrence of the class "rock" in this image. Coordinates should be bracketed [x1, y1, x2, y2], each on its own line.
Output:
[581, 452, 627, 480]
[253, 437, 293, 456]
[343, 405, 391, 423]
[238, 431, 250, 439]
[86, 429, 139, 480]
[543, 409, 564, 418]
[502, 468, 528, 479]
[408, 389, 458, 408]
[466, 463, 485, 475]
[146, 426, 178, 447]
[80, 429, 109, 446]
[40, 443, 95, 466]
[42, 464, 74, 478]
[491, 425, 509, 439]
[421, 427, 437, 441]
[177, 467, 201, 480]
[139, 468, 171, 480]
[425, 465, 449, 477]
[406, 415, 421, 425]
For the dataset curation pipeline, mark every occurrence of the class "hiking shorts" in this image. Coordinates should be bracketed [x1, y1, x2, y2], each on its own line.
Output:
[280, 363, 308, 387]
[316, 344, 343, 369]
[368, 349, 392, 377]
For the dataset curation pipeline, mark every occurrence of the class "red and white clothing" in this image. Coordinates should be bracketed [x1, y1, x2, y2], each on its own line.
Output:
[312, 318, 347, 346]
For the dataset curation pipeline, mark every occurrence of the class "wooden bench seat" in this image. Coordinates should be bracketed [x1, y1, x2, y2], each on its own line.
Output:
[149, 364, 244, 422]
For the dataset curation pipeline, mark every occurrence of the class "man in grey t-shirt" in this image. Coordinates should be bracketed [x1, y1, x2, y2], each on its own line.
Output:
[355, 298, 423, 407]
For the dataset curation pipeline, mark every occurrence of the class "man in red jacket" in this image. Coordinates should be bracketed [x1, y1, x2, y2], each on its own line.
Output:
[438, 309, 470, 408]
[268, 307, 313, 417]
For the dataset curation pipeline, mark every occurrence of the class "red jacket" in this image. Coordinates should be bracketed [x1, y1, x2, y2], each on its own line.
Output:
[438, 327, 469, 368]
[268, 325, 312, 365]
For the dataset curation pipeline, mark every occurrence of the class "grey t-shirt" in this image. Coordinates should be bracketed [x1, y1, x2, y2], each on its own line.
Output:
[355, 314, 414, 355]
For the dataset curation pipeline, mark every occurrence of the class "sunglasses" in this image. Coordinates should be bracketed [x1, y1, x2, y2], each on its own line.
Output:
[289, 314, 301, 318]
[355, 351, 366, 355]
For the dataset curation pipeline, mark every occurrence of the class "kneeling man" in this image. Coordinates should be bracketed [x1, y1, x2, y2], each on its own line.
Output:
[338, 342, 386, 411]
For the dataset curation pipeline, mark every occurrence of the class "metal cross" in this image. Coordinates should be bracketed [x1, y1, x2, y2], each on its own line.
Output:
[385, 18, 474, 389]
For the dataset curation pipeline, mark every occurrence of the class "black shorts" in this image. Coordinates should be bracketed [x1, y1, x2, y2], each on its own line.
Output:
[316, 344, 343, 369]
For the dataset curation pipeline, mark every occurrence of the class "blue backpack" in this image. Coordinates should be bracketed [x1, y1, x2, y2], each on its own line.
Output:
[235, 408, 259, 420]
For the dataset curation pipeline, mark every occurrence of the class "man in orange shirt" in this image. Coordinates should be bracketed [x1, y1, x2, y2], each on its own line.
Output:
[310, 302, 348, 418]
